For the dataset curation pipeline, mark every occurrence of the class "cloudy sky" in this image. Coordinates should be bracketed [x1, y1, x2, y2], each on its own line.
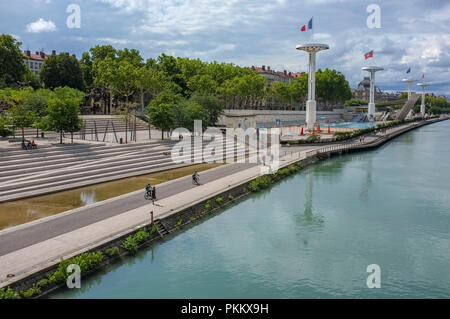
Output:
[1, 0, 449, 96]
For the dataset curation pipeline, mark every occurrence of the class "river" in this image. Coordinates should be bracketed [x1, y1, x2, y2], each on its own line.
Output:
[50, 120, 450, 298]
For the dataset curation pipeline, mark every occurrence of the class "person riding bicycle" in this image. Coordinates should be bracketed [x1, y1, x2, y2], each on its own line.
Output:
[192, 171, 199, 184]
[145, 183, 152, 196]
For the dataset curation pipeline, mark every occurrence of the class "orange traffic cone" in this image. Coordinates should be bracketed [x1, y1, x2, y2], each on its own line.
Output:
[317, 123, 321, 132]
[312, 128, 315, 135]
[328, 125, 330, 134]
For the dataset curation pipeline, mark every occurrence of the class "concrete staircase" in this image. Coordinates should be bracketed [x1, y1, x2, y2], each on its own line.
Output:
[80, 115, 149, 133]
[7, 115, 149, 140]
[0, 135, 258, 202]
[396, 94, 420, 121]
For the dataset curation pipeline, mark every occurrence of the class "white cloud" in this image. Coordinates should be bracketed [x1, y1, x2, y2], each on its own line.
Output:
[25, 18, 57, 33]
[97, 0, 284, 36]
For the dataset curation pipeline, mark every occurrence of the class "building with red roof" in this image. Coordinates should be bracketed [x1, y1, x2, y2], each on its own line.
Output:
[250, 65, 304, 86]
[23, 50, 77, 75]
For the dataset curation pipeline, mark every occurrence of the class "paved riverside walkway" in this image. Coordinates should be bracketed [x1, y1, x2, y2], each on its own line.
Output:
[0, 118, 444, 288]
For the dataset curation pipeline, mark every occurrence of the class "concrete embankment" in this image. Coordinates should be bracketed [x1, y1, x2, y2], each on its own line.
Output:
[0, 117, 447, 297]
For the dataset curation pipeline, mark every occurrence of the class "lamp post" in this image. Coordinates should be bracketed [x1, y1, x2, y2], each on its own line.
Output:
[296, 43, 329, 130]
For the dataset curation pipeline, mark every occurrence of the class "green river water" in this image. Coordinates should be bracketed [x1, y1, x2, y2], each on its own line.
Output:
[50, 120, 450, 298]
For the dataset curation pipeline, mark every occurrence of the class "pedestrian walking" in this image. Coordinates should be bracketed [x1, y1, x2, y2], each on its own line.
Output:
[151, 186, 156, 204]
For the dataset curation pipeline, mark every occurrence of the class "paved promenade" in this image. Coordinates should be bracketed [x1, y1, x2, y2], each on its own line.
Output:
[0, 118, 444, 288]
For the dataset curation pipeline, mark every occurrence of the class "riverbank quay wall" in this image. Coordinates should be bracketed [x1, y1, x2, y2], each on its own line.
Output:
[218, 109, 355, 128]
[1, 117, 447, 298]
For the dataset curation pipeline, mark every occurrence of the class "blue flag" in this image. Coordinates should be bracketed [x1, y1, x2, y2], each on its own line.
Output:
[406, 68, 411, 73]
[308, 18, 313, 30]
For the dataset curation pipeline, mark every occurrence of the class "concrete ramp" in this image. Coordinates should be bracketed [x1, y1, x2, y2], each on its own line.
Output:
[396, 93, 420, 120]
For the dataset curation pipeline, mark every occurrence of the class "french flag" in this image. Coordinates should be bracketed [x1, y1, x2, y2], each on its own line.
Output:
[364, 50, 374, 60]
[301, 18, 313, 32]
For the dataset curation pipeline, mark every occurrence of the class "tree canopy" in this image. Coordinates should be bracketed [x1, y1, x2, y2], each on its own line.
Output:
[40, 53, 85, 91]
[0, 34, 28, 88]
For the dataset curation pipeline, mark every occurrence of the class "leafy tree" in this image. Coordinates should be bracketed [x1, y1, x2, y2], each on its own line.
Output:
[0, 34, 28, 88]
[288, 76, 308, 106]
[79, 52, 94, 89]
[315, 68, 352, 107]
[187, 74, 218, 95]
[9, 102, 36, 141]
[94, 57, 117, 113]
[44, 87, 84, 143]
[22, 70, 42, 90]
[182, 101, 208, 131]
[24, 89, 53, 137]
[110, 60, 139, 143]
[148, 102, 174, 139]
[117, 48, 143, 67]
[0, 114, 12, 137]
[271, 82, 291, 106]
[190, 94, 224, 126]
[135, 66, 165, 112]
[40, 53, 85, 91]
[6, 87, 35, 141]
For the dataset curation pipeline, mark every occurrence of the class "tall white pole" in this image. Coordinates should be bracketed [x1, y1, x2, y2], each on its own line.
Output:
[408, 81, 412, 100]
[403, 79, 417, 100]
[297, 44, 329, 130]
[362, 67, 383, 122]
[417, 83, 429, 117]
[368, 71, 375, 118]
[420, 86, 426, 116]
[306, 52, 317, 130]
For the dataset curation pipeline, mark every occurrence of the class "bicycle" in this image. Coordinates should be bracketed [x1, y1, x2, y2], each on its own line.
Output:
[144, 191, 153, 200]
[192, 176, 200, 186]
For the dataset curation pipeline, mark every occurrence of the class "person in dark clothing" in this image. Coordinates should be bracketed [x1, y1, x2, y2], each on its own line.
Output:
[151, 186, 156, 204]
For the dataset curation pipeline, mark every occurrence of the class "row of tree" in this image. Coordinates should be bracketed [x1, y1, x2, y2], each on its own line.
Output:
[1, 33, 356, 141]
[0, 34, 354, 113]
[0, 87, 84, 143]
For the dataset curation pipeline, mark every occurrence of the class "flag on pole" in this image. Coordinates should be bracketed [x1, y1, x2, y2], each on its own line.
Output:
[406, 68, 411, 73]
[301, 17, 313, 32]
[364, 50, 374, 60]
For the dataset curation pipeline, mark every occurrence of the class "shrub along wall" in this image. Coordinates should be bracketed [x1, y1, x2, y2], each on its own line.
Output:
[281, 116, 438, 145]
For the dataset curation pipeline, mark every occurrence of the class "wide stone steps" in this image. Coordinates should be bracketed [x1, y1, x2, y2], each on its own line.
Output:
[0, 140, 256, 199]
[0, 151, 170, 181]
[0, 161, 182, 200]
[0, 143, 169, 167]
[0, 148, 258, 202]
[0, 139, 245, 186]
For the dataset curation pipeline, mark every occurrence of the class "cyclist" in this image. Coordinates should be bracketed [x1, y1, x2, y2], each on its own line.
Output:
[145, 183, 152, 197]
[192, 171, 199, 185]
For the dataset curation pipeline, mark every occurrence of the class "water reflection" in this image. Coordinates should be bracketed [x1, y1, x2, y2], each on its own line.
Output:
[296, 170, 324, 230]
[360, 156, 373, 201]
[80, 191, 97, 206]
